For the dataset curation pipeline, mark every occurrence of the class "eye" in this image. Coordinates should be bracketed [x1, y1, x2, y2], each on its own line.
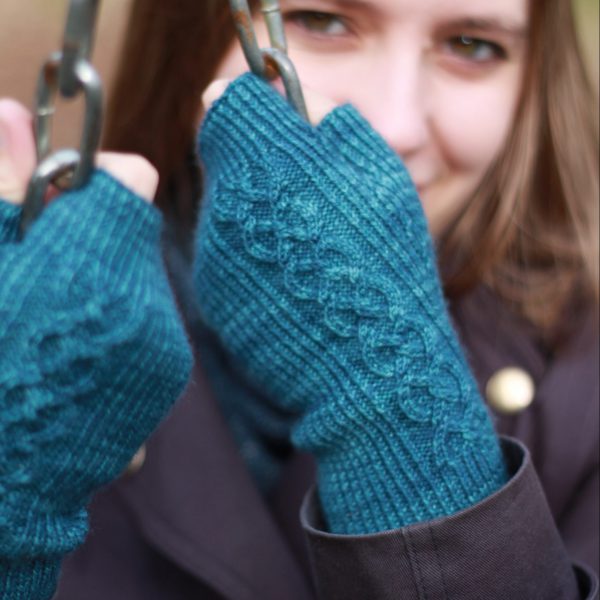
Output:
[284, 10, 350, 37]
[444, 35, 507, 62]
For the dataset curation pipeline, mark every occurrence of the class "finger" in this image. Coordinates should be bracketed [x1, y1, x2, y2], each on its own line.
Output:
[0, 99, 36, 204]
[202, 78, 337, 126]
[268, 79, 337, 125]
[0, 100, 159, 206]
[96, 152, 159, 203]
[202, 79, 231, 115]
[302, 85, 337, 126]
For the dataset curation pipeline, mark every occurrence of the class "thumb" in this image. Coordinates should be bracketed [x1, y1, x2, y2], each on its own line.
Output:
[0, 100, 159, 207]
[0, 99, 36, 205]
[301, 83, 337, 126]
[96, 152, 159, 203]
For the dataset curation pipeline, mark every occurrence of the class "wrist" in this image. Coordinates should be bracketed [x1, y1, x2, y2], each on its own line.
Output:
[298, 396, 507, 535]
[0, 555, 62, 600]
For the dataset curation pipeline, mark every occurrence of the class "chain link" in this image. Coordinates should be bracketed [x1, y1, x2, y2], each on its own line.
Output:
[228, 0, 308, 120]
[58, 0, 101, 98]
[20, 150, 81, 234]
[21, 0, 103, 236]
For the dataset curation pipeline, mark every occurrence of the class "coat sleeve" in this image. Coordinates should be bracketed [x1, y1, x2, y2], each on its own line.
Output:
[301, 438, 599, 600]
[559, 465, 600, 577]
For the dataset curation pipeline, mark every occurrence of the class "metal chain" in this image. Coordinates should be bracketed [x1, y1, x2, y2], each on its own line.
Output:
[20, 0, 103, 236]
[58, 0, 101, 98]
[228, 0, 308, 121]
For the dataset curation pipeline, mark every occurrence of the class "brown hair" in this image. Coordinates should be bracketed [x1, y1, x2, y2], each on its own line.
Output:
[439, 0, 599, 340]
[104, 0, 240, 223]
[104, 0, 599, 344]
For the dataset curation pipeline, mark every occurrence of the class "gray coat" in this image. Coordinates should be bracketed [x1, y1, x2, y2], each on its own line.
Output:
[53, 281, 599, 599]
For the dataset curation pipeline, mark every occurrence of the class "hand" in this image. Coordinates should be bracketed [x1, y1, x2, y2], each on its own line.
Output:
[195, 74, 506, 535]
[0, 100, 192, 564]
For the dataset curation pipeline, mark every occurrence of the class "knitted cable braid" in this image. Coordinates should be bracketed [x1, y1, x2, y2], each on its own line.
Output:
[195, 74, 507, 535]
[0, 171, 192, 600]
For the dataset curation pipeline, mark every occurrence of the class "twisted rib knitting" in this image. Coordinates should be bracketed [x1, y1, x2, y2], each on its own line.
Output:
[0, 171, 192, 599]
[195, 74, 507, 535]
[197, 329, 295, 493]
[0, 201, 21, 244]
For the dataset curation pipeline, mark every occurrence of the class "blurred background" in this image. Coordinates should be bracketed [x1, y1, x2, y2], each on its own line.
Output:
[0, 0, 133, 148]
[0, 0, 598, 149]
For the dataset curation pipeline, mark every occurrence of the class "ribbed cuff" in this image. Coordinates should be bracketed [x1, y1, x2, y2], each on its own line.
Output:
[0, 199, 22, 244]
[199, 73, 316, 173]
[297, 404, 508, 535]
[199, 73, 414, 195]
[0, 555, 61, 600]
[23, 169, 163, 275]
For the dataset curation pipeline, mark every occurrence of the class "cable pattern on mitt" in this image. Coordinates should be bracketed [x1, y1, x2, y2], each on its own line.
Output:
[196, 74, 506, 534]
[201, 120, 485, 470]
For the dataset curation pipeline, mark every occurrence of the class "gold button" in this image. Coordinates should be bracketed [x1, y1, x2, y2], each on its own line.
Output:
[125, 445, 146, 476]
[486, 367, 535, 414]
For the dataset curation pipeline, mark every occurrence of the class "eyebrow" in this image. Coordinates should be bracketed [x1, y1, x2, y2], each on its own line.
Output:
[278, 1, 528, 40]
[280, 0, 381, 12]
[278, 0, 391, 27]
[435, 17, 528, 39]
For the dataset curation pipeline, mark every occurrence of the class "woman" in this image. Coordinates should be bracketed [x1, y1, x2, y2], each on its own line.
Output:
[0, 0, 598, 598]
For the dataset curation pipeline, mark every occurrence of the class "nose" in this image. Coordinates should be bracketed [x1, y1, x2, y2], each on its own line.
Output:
[352, 52, 430, 159]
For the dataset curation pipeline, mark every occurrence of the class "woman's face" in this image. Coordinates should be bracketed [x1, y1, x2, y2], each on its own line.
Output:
[216, 0, 529, 233]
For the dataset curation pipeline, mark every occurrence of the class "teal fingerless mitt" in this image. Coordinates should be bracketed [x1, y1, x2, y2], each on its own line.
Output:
[0, 172, 192, 599]
[195, 74, 507, 535]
